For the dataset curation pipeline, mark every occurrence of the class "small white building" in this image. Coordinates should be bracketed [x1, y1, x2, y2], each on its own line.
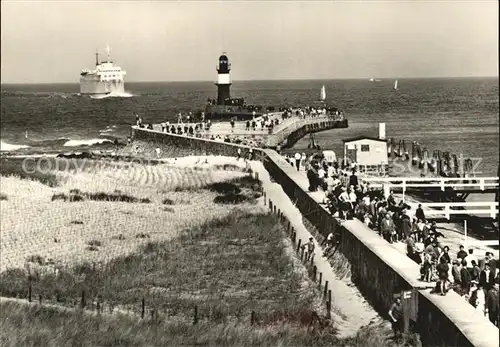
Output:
[343, 136, 388, 174]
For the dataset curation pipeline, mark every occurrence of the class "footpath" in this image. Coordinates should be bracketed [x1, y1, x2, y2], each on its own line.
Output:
[248, 159, 384, 337]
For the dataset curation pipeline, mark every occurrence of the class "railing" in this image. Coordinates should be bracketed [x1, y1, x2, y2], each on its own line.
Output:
[411, 201, 499, 220]
[265, 115, 342, 147]
[360, 176, 499, 192]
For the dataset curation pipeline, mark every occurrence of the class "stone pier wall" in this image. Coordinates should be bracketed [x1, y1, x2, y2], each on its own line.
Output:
[132, 123, 498, 347]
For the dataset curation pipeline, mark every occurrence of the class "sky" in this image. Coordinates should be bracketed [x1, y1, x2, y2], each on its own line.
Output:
[1, 1, 498, 83]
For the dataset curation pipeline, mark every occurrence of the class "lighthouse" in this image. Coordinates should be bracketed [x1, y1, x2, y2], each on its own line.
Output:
[215, 53, 232, 105]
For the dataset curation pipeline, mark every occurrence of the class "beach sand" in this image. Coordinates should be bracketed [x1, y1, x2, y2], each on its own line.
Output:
[0, 155, 264, 273]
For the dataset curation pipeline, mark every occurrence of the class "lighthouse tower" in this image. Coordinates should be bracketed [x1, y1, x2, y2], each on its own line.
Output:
[215, 53, 232, 105]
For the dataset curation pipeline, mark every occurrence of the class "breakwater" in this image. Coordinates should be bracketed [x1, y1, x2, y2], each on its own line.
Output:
[131, 123, 499, 347]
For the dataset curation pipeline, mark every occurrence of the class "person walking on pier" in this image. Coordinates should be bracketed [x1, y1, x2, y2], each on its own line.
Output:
[436, 256, 450, 295]
[294, 152, 302, 171]
[460, 260, 472, 296]
[457, 245, 468, 261]
[381, 213, 395, 243]
[479, 262, 495, 292]
[416, 204, 426, 222]
[486, 282, 499, 326]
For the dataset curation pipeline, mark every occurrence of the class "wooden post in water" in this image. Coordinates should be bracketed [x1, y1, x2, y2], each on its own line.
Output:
[318, 273, 322, 287]
[312, 266, 317, 281]
[297, 239, 302, 254]
[28, 284, 32, 303]
[324, 281, 329, 298]
[39, 294, 42, 305]
[251, 311, 256, 325]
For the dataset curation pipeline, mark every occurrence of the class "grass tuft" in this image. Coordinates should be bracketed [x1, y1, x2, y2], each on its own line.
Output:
[51, 191, 151, 204]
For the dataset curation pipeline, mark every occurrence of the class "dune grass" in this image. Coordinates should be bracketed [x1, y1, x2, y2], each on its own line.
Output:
[0, 212, 318, 320]
[0, 299, 418, 347]
[0, 157, 59, 187]
[51, 189, 152, 203]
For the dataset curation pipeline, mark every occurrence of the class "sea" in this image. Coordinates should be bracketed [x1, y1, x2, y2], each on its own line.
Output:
[1, 78, 498, 176]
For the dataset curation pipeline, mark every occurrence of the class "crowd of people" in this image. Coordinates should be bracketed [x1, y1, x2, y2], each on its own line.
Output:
[285, 151, 499, 326]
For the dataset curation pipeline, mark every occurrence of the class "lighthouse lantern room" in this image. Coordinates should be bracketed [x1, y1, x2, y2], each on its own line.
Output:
[215, 53, 232, 105]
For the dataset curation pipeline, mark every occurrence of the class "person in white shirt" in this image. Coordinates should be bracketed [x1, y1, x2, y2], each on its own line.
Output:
[155, 147, 161, 158]
[318, 167, 326, 179]
[465, 249, 479, 274]
[327, 164, 335, 178]
[323, 232, 335, 255]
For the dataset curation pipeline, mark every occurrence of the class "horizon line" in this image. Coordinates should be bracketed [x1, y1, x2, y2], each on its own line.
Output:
[1, 75, 498, 85]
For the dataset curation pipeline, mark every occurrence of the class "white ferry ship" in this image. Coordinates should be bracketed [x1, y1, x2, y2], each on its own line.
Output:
[80, 46, 126, 95]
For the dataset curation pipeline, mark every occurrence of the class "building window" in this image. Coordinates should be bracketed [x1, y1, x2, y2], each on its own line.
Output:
[361, 144, 370, 152]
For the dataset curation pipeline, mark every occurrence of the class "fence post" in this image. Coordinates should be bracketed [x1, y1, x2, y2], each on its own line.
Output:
[141, 297, 145, 319]
[80, 290, 85, 309]
[251, 310, 256, 325]
[193, 305, 198, 325]
[318, 273, 323, 287]
[28, 283, 32, 303]
[97, 301, 101, 315]
[273, 205, 277, 214]
[312, 266, 317, 281]
[324, 281, 329, 298]
[326, 290, 332, 319]
[297, 239, 302, 254]
[269, 200, 273, 210]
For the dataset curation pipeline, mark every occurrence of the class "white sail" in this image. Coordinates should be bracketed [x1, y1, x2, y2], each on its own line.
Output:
[394, 80, 398, 90]
[320, 85, 326, 101]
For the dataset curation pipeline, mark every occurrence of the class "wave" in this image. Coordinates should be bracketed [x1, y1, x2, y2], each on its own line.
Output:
[90, 91, 135, 99]
[0, 141, 30, 151]
[63, 138, 114, 147]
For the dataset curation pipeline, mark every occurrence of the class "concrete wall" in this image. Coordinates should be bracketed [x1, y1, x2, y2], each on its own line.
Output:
[132, 123, 498, 347]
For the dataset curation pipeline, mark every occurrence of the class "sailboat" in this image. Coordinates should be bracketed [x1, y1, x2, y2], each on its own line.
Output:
[320, 85, 326, 102]
[393, 80, 398, 91]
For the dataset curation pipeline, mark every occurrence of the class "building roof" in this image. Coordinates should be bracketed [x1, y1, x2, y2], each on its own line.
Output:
[342, 136, 387, 143]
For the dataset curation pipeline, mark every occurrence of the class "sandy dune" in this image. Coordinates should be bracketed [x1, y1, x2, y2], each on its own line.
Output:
[0, 156, 263, 273]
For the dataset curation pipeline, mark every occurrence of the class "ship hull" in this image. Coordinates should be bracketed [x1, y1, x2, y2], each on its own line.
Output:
[79, 75, 125, 95]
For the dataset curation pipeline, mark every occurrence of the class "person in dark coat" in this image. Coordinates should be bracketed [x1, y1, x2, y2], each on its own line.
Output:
[486, 283, 499, 326]
[349, 169, 358, 188]
[457, 245, 468, 261]
[460, 259, 472, 296]
[479, 263, 496, 291]
[415, 204, 425, 222]
[436, 256, 450, 295]
[401, 211, 412, 239]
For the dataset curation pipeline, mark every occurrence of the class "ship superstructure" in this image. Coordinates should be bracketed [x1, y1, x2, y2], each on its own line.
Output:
[79, 46, 126, 95]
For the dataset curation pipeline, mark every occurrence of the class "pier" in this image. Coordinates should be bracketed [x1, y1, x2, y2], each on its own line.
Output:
[131, 117, 499, 347]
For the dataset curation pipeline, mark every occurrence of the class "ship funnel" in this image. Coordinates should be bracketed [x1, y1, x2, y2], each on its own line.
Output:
[379, 123, 386, 140]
